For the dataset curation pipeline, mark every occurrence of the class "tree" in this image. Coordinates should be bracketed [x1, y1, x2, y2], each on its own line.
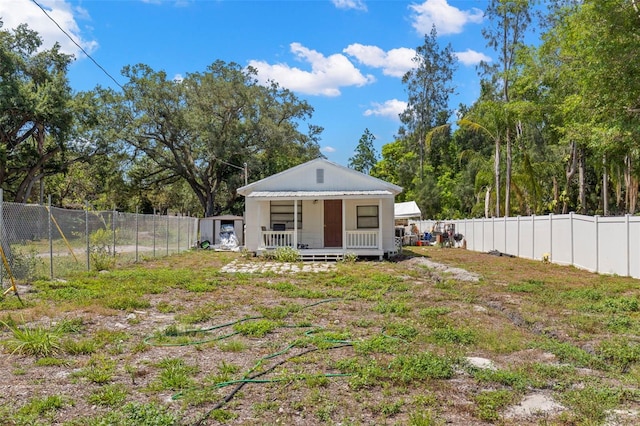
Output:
[398, 25, 457, 180]
[0, 22, 75, 202]
[348, 128, 378, 174]
[536, 0, 640, 214]
[101, 61, 322, 216]
[481, 0, 536, 216]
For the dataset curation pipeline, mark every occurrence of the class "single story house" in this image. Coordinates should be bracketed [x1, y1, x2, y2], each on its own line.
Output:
[237, 158, 403, 260]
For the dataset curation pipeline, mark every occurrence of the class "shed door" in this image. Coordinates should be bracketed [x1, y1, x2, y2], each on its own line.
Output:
[324, 200, 342, 247]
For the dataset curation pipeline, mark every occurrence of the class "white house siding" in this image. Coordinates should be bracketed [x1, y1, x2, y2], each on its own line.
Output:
[252, 161, 392, 193]
[243, 197, 397, 253]
[238, 159, 403, 255]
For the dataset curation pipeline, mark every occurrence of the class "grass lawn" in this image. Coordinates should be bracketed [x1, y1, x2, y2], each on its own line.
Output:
[1, 247, 640, 425]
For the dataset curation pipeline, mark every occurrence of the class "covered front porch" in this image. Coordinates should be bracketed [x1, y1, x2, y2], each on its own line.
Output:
[247, 192, 397, 260]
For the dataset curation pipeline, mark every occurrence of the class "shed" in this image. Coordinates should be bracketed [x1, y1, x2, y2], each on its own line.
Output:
[199, 215, 244, 247]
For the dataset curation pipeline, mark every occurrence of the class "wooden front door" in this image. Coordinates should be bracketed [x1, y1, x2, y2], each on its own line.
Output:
[323, 200, 342, 247]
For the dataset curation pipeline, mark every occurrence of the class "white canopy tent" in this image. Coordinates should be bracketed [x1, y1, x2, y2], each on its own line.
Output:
[394, 201, 422, 220]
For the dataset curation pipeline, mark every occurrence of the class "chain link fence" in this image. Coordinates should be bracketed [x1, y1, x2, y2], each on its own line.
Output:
[0, 191, 198, 287]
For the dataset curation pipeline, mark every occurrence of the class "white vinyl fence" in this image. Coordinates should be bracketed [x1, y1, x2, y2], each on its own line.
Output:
[415, 213, 640, 279]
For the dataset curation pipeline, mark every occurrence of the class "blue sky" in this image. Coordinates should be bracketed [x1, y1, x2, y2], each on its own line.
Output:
[2, 0, 504, 166]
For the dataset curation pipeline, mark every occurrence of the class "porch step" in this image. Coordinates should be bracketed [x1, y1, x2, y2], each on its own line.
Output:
[298, 252, 344, 262]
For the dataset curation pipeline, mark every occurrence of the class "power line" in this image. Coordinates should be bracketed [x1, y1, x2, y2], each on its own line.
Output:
[30, 0, 125, 90]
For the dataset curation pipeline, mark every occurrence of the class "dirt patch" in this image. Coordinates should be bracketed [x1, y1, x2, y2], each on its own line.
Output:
[403, 255, 481, 282]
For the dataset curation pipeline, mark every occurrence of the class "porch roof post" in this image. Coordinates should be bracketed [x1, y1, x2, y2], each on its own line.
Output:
[293, 199, 298, 248]
[257, 202, 262, 248]
[378, 198, 383, 249]
[342, 199, 346, 251]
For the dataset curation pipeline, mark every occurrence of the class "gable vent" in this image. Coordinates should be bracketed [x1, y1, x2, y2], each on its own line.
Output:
[316, 168, 324, 184]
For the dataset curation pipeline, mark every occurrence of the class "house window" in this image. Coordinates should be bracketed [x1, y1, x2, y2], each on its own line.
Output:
[270, 200, 302, 229]
[357, 205, 379, 228]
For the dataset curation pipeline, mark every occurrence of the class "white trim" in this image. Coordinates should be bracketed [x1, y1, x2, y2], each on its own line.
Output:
[246, 190, 395, 199]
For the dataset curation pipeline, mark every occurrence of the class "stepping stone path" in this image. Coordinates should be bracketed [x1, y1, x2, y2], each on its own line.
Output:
[220, 259, 336, 274]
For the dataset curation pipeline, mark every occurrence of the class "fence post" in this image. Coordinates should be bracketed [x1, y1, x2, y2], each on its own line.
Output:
[549, 213, 553, 263]
[504, 216, 507, 253]
[135, 206, 139, 263]
[166, 214, 169, 256]
[568, 212, 573, 267]
[85, 201, 90, 271]
[177, 214, 181, 253]
[112, 207, 116, 258]
[595, 215, 599, 273]
[492, 217, 495, 250]
[48, 195, 53, 280]
[187, 212, 191, 251]
[153, 209, 156, 257]
[626, 214, 630, 277]
[516, 216, 520, 257]
[0, 189, 3, 284]
[532, 214, 535, 260]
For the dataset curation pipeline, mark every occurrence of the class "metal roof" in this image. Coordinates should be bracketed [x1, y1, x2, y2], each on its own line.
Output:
[246, 190, 395, 199]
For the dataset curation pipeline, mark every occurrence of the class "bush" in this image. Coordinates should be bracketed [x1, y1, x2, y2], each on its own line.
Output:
[8, 246, 43, 281]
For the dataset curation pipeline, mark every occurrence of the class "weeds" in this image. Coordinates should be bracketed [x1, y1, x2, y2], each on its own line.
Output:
[474, 389, 514, 421]
[2, 321, 62, 357]
[233, 319, 279, 337]
[89, 401, 178, 425]
[561, 385, 622, 423]
[149, 358, 199, 391]
[263, 247, 300, 262]
[76, 355, 117, 384]
[87, 383, 128, 406]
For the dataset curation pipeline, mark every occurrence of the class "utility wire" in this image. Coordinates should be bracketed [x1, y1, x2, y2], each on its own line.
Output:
[30, 0, 125, 90]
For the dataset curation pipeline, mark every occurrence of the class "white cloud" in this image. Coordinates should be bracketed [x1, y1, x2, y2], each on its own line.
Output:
[364, 99, 407, 121]
[343, 44, 415, 78]
[248, 42, 375, 97]
[409, 0, 484, 36]
[455, 49, 491, 66]
[0, 0, 97, 57]
[322, 146, 337, 153]
[173, 74, 184, 83]
[332, 0, 367, 11]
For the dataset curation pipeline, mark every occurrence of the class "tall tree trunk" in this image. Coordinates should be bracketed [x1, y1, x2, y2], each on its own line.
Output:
[485, 186, 492, 218]
[494, 138, 501, 217]
[578, 146, 586, 213]
[616, 166, 623, 212]
[553, 176, 559, 214]
[14, 148, 59, 203]
[625, 155, 638, 214]
[563, 141, 577, 214]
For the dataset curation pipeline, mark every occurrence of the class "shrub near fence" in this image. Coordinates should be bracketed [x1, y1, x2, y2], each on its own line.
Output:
[415, 213, 640, 280]
[0, 193, 198, 284]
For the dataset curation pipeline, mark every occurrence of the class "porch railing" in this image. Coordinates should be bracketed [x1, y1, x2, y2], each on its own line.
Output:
[262, 230, 294, 248]
[260, 230, 379, 249]
[346, 230, 378, 249]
